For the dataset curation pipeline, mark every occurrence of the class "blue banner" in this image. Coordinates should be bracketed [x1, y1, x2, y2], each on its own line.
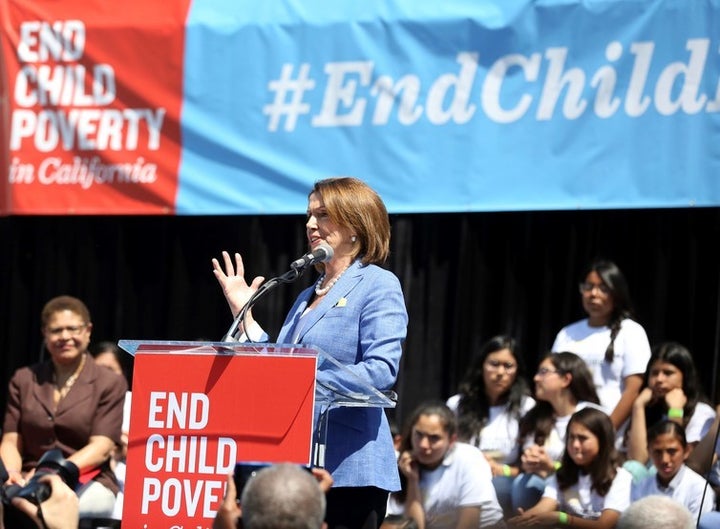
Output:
[178, 0, 720, 214]
[4, 0, 718, 214]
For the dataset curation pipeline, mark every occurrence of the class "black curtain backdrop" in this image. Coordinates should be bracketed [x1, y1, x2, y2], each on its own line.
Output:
[2, 208, 719, 427]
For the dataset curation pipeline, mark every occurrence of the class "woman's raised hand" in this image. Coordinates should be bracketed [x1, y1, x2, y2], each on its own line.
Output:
[212, 251, 265, 317]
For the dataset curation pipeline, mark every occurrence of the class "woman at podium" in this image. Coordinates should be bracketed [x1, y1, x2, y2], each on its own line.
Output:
[213, 177, 408, 529]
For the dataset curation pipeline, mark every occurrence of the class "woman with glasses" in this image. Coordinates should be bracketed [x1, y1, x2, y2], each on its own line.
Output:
[0, 296, 127, 528]
[511, 352, 602, 514]
[445, 335, 534, 517]
[552, 259, 650, 444]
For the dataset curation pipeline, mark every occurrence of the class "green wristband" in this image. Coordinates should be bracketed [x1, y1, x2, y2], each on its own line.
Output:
[668, 407, 684, 419]
[558, 512, 569, 525]
[502, 464, 512, 477]
[553, 460, 562, 471]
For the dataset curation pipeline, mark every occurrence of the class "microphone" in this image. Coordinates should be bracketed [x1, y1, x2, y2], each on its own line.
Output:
[290, 244, 333, 270]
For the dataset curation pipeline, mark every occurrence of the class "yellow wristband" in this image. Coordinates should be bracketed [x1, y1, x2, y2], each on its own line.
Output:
[558, 512, 569, 525]
[502, 464, 512, 477]
[668, 407, 684, 419]
[553, 460, 562, 471]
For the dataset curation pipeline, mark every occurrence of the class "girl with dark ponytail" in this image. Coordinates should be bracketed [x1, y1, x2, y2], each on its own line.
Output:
[552, 259, 651, 439]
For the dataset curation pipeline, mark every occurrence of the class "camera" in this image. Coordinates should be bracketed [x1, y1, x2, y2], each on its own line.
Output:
[233, 462, 312, 499]
[1, 449, 79, 505]
[233, 462, 271, 499]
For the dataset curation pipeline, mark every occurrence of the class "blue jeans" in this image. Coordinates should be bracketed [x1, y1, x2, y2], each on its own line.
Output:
[699, 511, 720, 529]
[511, 473, 546, 513]
[491, 475, 514, 518]
[622, 459, 655, 484]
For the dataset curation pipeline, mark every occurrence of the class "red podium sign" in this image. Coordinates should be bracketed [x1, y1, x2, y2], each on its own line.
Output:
[120, 343, 317, 529]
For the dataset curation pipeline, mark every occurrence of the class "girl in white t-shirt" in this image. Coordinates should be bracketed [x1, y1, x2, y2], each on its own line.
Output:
[387, 402, 505, 529]
[446, 335, 535, 517]
[510, 407, 632, 528]
[552, 260, 650, 438]
[627, 342, 717, 465]
[511, 352, 601, 513]
[632, 420, 715, 520]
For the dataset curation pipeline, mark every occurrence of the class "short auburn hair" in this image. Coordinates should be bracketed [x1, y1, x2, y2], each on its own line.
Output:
[311, 177, 391, 265]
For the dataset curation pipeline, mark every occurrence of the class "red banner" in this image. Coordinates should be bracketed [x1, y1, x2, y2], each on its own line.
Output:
[0, 0, 189, 214]
[123, 351, 316, 528]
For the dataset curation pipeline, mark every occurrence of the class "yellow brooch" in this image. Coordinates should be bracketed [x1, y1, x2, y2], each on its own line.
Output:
[335, 297, 347, 307]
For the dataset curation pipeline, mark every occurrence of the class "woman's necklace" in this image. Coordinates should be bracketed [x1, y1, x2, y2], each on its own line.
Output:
[53, 353, 86, 402]
[315, 265, 350, 296]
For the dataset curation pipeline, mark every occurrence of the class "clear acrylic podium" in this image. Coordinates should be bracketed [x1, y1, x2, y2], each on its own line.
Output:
[117, 339, 397, 527]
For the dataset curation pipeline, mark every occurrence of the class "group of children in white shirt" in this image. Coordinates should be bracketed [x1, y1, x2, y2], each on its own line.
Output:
[390, 379, 717, 529]
[386, 260, 719, 528]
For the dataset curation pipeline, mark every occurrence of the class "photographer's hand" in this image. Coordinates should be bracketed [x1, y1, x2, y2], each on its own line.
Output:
[4, 469, 26, 486]
[11, 474, 79, 529]
[310, 467, 334, 493]
[213, 473, 242, 529]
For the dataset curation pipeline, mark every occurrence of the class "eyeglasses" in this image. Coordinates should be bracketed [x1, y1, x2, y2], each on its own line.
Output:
[578, 282, 611, 294]
[536, 367, 561, 377]
[46, 324, 87, 337]
[485, 360, 517, 373]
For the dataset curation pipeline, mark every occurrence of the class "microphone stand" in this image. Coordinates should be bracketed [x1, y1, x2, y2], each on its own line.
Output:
[221, 266, 307, 343]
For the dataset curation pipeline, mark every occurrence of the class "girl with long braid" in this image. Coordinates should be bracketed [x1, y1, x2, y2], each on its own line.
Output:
[552, 260, 650, 445]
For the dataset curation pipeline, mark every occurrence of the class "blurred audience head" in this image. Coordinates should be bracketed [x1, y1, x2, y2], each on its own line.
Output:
[617, 495, 693, 529]
[240, 463, 326, 529]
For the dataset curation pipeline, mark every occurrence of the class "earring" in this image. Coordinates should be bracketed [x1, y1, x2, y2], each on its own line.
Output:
[351, 235, 357, 242]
